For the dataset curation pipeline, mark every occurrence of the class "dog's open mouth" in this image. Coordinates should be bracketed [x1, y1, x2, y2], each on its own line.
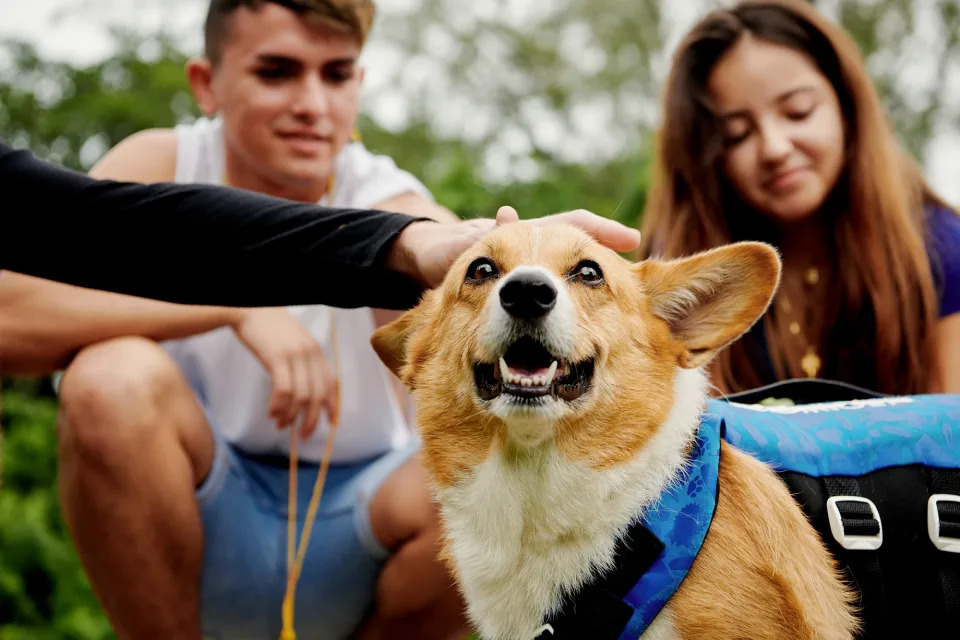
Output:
[473, 336, 595, 402]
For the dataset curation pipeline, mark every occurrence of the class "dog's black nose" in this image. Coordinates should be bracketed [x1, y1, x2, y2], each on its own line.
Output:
[500, 272, 557, 320]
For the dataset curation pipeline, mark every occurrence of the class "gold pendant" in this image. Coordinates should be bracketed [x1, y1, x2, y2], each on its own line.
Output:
[800, 346, 821, 378]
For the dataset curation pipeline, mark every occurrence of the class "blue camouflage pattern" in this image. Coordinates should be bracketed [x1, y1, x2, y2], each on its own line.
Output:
[711, 394, 960, 477]
[618, 412, 722, 639]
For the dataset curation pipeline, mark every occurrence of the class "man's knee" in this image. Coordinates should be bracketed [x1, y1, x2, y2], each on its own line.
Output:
[58, 336, 197, 463]
[370, 454, 441, 551]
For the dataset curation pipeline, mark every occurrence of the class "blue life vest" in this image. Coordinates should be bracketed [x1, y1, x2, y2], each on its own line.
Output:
[535, 386, 960, 640]
[717, 393, 960, 477]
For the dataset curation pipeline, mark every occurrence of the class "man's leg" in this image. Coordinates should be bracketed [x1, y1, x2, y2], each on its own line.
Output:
[57, 336, 214, 640]
[354, 453, 471, 640]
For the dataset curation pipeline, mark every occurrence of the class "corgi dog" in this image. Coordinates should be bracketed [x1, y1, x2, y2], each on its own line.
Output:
[372, 222, 858, 639]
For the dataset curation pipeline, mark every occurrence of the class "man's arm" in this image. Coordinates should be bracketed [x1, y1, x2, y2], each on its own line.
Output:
[0, 131, 260, 374]
[374, 192, 460, 225]
[0, 140, 427, 309]
[87, 128, 180, 182]
[367, 191, 460, 415]
[0, 272, 246, 375]
[369, 191, 459, 321]
[1, 141, 643, 308]
[0, 131, 352, 376]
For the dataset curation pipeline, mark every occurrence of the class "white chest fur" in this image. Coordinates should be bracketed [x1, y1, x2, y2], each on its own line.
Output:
[436, 369, 707, 640]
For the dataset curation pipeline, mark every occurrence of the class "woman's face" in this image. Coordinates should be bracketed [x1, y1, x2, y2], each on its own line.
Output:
[708, 34, 846, 223]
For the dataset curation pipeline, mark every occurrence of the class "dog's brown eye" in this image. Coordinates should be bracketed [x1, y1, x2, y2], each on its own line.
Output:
[466, 257, 498, 283]
[572, 260, 603, 285]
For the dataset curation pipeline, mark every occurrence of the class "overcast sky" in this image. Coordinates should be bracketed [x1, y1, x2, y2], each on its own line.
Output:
[1, 0, 957, 204]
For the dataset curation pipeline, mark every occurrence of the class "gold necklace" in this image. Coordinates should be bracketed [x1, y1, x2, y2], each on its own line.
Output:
[780, 266, 822, 378]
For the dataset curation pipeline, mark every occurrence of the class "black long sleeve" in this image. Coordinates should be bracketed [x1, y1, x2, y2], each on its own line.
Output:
[0, 141, 428, 309]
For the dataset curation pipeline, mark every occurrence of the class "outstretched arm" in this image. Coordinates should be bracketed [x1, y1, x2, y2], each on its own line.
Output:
[0, 272, 246, 374]
[1, 142, 642, 308]
[0, 141, 427, 309]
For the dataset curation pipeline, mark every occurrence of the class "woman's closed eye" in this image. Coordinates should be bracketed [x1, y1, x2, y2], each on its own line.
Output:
[722, 122, 752, 147]
[783, 99, 816, 121]
[781, 92, 817, 121]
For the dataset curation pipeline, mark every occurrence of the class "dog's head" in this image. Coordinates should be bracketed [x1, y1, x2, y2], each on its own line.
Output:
[373, 223, 780, 486]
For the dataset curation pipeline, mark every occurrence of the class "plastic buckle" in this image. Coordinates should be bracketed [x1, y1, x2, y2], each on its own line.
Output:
[826, 496, 883, 550]
[927, 494, 960, 553]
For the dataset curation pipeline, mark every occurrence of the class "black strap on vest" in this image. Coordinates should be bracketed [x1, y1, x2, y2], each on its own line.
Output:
[533, 521, 665, 640]
[929, 469, 960, 629]
[823, 476, 888, 636]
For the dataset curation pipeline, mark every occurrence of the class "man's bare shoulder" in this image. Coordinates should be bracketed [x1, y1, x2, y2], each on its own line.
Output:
[375, 192, 460, 224]
[88, 128, 177, 184]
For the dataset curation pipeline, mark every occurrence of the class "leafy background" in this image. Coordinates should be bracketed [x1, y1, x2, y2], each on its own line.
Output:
[2, 0, 959, 636]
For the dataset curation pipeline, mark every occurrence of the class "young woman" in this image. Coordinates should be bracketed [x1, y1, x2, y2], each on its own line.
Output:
[641, 0, 960, 395]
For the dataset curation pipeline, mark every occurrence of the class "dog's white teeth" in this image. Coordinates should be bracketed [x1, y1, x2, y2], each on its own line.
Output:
[500, 359, 559, 388]
[545, 360, 558, 386]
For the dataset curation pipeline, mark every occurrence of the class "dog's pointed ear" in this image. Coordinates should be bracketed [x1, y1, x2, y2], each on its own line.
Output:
[635, 242, 781, 369]
[371, 300, 430, 386]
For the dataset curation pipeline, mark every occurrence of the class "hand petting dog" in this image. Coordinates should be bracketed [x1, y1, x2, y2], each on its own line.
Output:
[386, 205, 642, 289]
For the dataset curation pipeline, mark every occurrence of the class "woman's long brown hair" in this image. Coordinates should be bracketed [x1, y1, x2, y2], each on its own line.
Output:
[641, 0, 955, 395]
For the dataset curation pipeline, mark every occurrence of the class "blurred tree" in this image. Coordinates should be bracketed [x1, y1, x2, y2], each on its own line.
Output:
[365, 0, 664, 185]
[0, 34, 198, 172]
[828, 0, 960, 162]
[0, 383, 115, 640]
[367, 0, 960, 187]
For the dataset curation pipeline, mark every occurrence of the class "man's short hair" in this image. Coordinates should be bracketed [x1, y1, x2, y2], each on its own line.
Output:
[204, 0, 375, 65]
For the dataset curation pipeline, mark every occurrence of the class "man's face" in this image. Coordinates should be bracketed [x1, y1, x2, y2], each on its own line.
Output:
[197, 3, 363, 191]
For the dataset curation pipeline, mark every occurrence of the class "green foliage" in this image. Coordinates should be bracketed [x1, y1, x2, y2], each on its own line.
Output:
[832, 0, 960, 160]
[0, 385, 114, 640]
[358, 113, 652, 226]
[0, 35, 199, 172]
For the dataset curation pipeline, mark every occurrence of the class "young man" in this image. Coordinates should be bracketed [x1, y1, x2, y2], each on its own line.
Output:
[32, 1, 466, 638]
[0, 2, 645, 636]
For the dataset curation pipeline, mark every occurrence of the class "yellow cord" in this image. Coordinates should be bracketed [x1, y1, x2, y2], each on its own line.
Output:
[279, 314, 341, 640]
[221, 161, 339, 640]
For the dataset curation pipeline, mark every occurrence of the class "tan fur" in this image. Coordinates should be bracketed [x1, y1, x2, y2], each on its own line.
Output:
[637, 243, 783, 369]
[665, 446, 859, 639]
[372, 224, 858, 638]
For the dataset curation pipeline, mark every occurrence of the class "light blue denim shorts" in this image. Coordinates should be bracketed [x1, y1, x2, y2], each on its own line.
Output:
[196, 429, 419, 640]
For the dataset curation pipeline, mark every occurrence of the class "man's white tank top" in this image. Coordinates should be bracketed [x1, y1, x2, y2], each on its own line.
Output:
[162, 116, 432, 463]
